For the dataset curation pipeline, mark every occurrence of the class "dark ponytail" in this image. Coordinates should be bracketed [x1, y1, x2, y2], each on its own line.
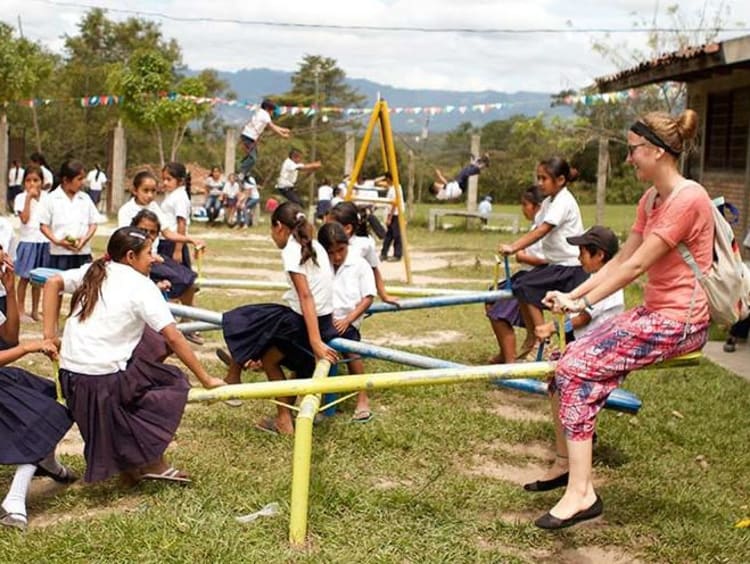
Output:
[163, 162, 191, 196]
[271, 201, 317, 265]
[329, 201, 368, 237]
[70, 227, 151, 321]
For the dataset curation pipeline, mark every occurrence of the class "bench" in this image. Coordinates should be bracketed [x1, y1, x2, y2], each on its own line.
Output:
[428, 209, 520, 233]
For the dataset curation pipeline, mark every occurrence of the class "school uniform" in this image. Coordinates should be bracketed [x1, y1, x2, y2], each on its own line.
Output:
[57, 262, 189, 483]
[222, 239, 337, 378]
[158, 187, 193, 267]
[38, 188, 99, 270]
[487, 212, 546, 326]
[13, 191, 50, 280]
[85, 169, 107, 206]
[350, 235, 380, 268]
[512, 188, 588, 307]
[316, 184, 333, 219]
[0, 218, 17, 314]
[275, 158, 305, 205]
[240, 108, 272, 175]
[7, 166, 24, 206]
[118, 198, 196, 299]
[381, 185, 403, 260]
[332, 250, 376, 341]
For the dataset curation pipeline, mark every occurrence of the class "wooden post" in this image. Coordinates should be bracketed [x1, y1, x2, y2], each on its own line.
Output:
[467, 134, 480, 212]
[344, 131, 355, 177]
[109, 120, 127, 215]
[595, 136, 609, 225]
[225, 128, 237, 176]
[407, 149, 415, 219]
[0, 116, 8, 214]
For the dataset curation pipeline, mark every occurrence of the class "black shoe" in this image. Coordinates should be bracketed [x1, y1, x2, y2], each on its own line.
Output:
[35, 463, 78, 484]
[724, 337, 737, 353]
[216, 348, 232, 367]
[534, 495, 603, 530]
[523, 472, 569, 492]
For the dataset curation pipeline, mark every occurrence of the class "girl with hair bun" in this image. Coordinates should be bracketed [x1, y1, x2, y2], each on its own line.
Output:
[531, 109, 712, 530]
[42, 227, 224, 485]
[221, 201, 339, 435]
[499, 157, 588, 361]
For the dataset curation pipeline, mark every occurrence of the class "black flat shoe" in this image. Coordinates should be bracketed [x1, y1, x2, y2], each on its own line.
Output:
[523, 472, 569, 492]
[35, 464, 78, 484]
[724, 337, 737, 353]
[534, 495, 603, 530]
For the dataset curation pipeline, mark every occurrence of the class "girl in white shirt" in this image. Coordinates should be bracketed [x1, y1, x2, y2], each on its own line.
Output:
[222, 202, 339, 435]
[42, 227, 224, 485]
[159, 162, 194, 267]
[0, 250, 75, 532]
[318, 222, 377, 422]
[13, 166, 50, 321]
[38, 160, 99, 271]
[499, 157, 588, 354]
[204, 166, 225, 222]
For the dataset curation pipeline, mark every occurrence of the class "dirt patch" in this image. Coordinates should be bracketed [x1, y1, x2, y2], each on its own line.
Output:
[551, 546, 643, 564]
[489, 440, 556, 462]
[32, 495, 146, 529]
[488, 403, 548, 423]
[463, 454, 546, 486]
[56, 426, 85, 457]
[367, 330, 465, 349]
[477, 538, 553, 561]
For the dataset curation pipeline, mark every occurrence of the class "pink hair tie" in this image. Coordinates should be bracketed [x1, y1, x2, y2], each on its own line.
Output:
[102, 253, 111, 262]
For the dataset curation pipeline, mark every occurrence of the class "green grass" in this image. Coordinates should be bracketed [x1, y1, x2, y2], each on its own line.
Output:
[1, 205, 748, 562]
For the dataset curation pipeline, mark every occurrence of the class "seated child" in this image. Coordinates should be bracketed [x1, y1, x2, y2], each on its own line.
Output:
[535, 225, 624, 344]
[430, 154, 490, 201]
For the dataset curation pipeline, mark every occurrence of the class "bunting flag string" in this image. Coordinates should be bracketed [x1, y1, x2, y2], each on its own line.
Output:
[1, 85, 667, 114]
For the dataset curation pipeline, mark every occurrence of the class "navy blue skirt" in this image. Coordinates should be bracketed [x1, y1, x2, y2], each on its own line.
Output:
[150, 256, 197, 299]
[60, 356, 189, 483]
[222, 304, 338, 379]
[48, 254, 92, 271]
[14, 241, 50, 279]
[0, 367, 73, 465]
[511, 264, 589, 309]
[157, 240, 192, 269]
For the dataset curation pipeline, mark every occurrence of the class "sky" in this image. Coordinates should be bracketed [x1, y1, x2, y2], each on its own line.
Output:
[5, 0, 750, 94]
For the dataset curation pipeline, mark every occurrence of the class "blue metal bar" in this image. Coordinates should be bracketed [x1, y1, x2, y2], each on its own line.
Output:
[367, 290, 511, 314]
[329, 338, 463, 369]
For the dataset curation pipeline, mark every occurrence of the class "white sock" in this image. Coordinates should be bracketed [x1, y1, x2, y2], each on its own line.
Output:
[2, 464, 36, 520]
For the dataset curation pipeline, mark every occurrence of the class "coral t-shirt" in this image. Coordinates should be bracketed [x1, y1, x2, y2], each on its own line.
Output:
[632, 181, 714, 324]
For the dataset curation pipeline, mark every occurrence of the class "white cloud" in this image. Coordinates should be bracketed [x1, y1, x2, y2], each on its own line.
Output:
[5, 0, 750, 92]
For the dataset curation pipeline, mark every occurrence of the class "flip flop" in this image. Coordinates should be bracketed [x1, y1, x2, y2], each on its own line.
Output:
[0, 509, 27, 531]
[141, 467, 192, 484]
[254, 417, 292, 436]
[351, 410, 373, 423]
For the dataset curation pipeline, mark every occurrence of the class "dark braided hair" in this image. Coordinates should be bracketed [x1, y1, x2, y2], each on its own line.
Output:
[272, 201, 317, 265]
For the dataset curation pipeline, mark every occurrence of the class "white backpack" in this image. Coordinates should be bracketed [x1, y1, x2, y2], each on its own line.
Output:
[647, 183, 750, 326]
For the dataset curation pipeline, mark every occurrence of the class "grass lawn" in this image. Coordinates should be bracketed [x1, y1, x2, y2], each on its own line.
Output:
[2, 203, 749, 562]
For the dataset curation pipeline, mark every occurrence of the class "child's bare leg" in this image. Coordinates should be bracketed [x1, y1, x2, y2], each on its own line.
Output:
[489, 318, 516, 363]
[347, 354, 370, 417]
[30, 284, 41, 320]
[17, 278, 29, 317]
[225, 358, 242, 385]
[519, 304, 537, 350]
[261, 347, 294, 434]
[179, 285, 197, 307]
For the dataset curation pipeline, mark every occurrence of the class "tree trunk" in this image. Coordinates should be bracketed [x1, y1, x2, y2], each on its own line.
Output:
[31, 105, 42, 153]
[155, 126, 165, 167]
[170, 123, 188, 162]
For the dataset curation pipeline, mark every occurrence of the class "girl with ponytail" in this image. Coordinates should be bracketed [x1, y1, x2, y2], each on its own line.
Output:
[42, 227, 224, 485]
[221, 202, 338, 435]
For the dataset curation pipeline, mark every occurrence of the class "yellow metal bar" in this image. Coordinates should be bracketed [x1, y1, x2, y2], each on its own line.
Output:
[188, 352, 703, 404]
[379, 99, 413, 284]
[345, 104, 381, 202]
[289, 359, 331, 547]
[378, 106, 388, 171]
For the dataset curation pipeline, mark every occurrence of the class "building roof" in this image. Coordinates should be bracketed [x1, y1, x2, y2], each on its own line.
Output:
[596, 35, 750, 92]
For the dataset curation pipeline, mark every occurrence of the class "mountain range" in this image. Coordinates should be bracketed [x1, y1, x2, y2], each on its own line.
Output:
[195, 68, 573, 132]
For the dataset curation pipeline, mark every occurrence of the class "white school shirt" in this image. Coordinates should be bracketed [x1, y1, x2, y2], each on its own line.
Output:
[282, 239, 333, 316]
[8, 166, 24, 186]
[333, 251, 376, 329]
[161, 186, 191, 229]
[241, 108, 271, 140]
[117, 198, 172, 254]
[40, 166, 54, 189]
[243, 177, 260, 199]
[277, 158, 304, 188]
[0, 218, 16, 299]
[205, 176, 225, 196]
[59, 262, 175, 375]
[386, 186, 400, 216]
[518, 211, 546, 272]
[350, 235, 380, 268]
[437, 181, 462, 201]
[478, 200, 492, 216]
[38, 188, 99, 256]
[223, 181, 240, 199]
[86, 169, 107, 192]
[572, 289, 625, 340]
[13, 191, 48, 243]
[538, 187, 583, 266]
[318, 184, 333, 201]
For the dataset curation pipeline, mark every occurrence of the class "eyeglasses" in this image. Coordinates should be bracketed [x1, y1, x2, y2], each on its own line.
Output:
[627, 143, 646, 156]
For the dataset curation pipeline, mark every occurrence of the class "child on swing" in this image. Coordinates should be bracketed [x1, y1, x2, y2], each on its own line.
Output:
[429, 154, 490, 201]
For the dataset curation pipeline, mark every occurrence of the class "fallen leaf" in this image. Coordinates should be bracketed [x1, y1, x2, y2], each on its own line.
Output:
[671, 410, 684, 419]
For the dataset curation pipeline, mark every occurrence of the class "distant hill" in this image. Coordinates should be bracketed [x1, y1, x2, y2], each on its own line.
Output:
[190, 67, 572, 132]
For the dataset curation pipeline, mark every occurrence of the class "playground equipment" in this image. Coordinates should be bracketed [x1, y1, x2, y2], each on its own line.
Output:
[343, 98, 412, 283]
